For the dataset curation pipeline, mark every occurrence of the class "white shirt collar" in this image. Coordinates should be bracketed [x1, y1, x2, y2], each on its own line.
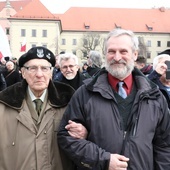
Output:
[28, 86, 47, 102]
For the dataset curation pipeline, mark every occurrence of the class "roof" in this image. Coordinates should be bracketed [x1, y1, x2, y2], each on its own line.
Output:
[55, 7, 170, 33]
[0, 0, 31, 12]
[10, 0, 58, 20]
[1, 1, 170, 33]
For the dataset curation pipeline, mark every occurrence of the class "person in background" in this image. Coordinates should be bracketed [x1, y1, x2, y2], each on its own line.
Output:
[58, 29, 170, 169]
[81, 62, 91, 78]
[11, 57, 20, 72]
[135, 55, 153, 75]
[148, 50, 170, 108]
[0, 57, 7, 74]
[0, 46, 87, 170]
[52, 52, 64, 82]
[86, 50, 102, 77]
[0, 58, 7, 90]
[82, 62, 88, 74]
[58, 52, 87, 90]
[4, 56, 10, 62]
[3, 60, 21, 87]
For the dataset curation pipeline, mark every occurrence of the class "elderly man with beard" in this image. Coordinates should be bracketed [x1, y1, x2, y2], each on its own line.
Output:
[58, 52, 87, 90]
[148, 51, 170, 108]
[57, 29, 170, 170]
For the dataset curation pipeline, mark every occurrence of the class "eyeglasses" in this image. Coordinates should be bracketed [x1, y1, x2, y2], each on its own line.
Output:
[23, 65, 52, 73]
[61, 64, 77, 71]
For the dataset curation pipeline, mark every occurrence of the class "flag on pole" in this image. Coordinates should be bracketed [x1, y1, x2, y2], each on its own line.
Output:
[0, 25, 12, 58]
[20, 38, 26, 52]
[0, 51, 3, 59]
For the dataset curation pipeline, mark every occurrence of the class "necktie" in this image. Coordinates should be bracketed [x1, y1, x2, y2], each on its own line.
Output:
[118, 82, 127, 99]
[34, 99, 43, 115]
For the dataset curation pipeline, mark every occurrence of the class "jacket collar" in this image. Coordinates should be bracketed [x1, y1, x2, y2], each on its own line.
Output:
[84, 67, 160, 98]
[0, 79, 74, 109]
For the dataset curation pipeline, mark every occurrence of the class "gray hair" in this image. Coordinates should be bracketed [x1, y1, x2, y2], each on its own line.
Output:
[58, 53, 78, 67]
[152, 54, 170, 70]
[104, 29, 139, 54]
[88, 50, 102, 67]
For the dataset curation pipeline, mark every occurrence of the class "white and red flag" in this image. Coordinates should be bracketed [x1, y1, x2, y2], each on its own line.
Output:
[20, 38, 26, 52]
[0, 25, 12, 58]
[0, 51, 3, 60]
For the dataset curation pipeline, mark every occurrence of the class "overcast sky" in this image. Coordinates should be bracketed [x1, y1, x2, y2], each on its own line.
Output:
[40, 0, 170, 13]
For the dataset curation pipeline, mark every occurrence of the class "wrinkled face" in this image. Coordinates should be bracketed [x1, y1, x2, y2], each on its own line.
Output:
[60, 58, 79, 80]
[21, 59, 52, 95]
[105, 35, 138, 80]
[6, 61, 14, 71]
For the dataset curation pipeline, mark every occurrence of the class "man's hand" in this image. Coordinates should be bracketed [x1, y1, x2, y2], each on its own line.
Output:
[109, 154, 129, 170]
[65, 120, 88, 139]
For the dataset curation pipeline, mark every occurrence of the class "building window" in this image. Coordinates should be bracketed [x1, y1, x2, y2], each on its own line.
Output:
[72, 50, 76, 55]
[42, 44, 47, 48]
[167, 41, 170, 47]
[157, 41, 161, 47]
[21, 29, 26, 37]
[146, 52, 151, 59]
[60, 50, 66, 53]
[61, 39, 66, 45]
[32, 29, 36, 37]
[32, 44, 36, 48]
[72, 39, 77, 45]
[6, 28, 10, 35]
[147, 40, 151, 47]
[84, 23, 90, 29]
[157, 52, 161, 55]
[146, 24, 153, 31]
[115, 23, 121, 29]
[42, 30, 47, 37]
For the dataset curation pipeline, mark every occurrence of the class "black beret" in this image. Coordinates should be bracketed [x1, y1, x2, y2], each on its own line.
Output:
[158, 49, 170, 56]
[18, 46, 55, 67]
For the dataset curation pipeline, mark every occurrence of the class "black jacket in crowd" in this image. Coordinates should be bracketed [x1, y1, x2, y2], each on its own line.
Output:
[58, 68, 170, 170]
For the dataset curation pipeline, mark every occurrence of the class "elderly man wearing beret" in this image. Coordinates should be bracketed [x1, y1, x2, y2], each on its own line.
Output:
[0, 46, 87, 170]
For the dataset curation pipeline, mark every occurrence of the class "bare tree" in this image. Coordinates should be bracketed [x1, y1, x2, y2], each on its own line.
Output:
[138, 36, 148, 58]
[78, 32, 102, 57]
[99, 37, 106, 56]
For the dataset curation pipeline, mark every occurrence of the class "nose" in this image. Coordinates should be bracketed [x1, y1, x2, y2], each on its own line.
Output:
[35, 68, 44, 76]
[114, 51, 122, 61]
[66, 66, 72, 71]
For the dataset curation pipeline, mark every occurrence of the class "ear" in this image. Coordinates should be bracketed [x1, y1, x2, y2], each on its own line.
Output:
[21, 68, 26, 79]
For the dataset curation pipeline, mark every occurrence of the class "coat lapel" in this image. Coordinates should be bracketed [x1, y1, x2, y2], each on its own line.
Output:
[16, 100, 37, 134]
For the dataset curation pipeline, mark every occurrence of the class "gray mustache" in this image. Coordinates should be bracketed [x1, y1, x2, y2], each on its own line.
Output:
[110, 60, 126, 64]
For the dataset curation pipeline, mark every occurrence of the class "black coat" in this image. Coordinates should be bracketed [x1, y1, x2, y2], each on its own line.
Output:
[0, 73, 6, 91]
[3, 69, 21, 87]
[60, 71, 87, 90]
[148, 70, 170, 108]
[58, 68, 170, 170]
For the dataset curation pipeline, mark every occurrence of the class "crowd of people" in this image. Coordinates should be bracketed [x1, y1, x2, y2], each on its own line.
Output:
[0, 56, 22, 90]
[0, 28, 170, 170]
